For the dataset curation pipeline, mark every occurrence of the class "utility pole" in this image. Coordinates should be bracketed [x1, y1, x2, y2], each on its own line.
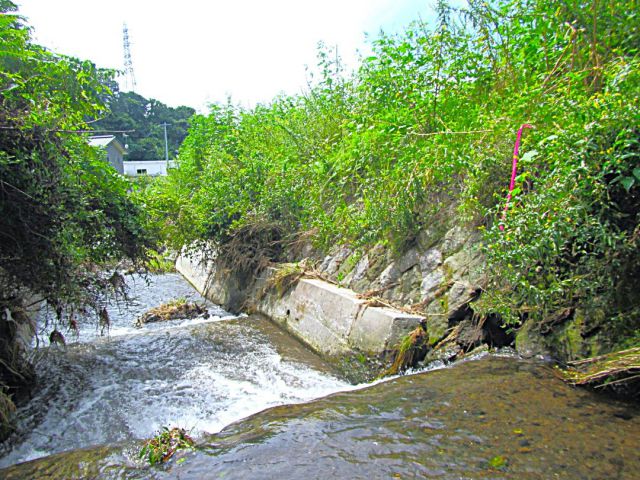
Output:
[160, 122, 171, 161]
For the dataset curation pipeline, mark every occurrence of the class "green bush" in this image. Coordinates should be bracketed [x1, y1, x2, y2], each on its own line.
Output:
[146, 0, 640, 347]
[0, 2, 153, 328]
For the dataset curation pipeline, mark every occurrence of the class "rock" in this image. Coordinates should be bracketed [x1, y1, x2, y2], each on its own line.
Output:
[457, 318, 484, 350]
[425, 301, 449, 344]
[423, 280, 479, 344]
[420, 268, 444, 302]
[447, 281, 479, 319]
[443, 247, 483, 283]
[378, 262, 398, 288]
[418, 248, 443, 274]
[300, 242, 315, 259]
[543, 312, 585, 361]
[363, 243, 391, 282]
[421, 343, 461, 365]
[396, 248, 421, 273]
[515, 320, 549, 358]
[336, 251, 364, 285]
[385, 267, 422, 305]
[348, 254, 369, 287]
[320, 247, 352, 276]
[378, 248, 420, 287]
[441, 225, 469, 256]
[417, 222, 449, 251]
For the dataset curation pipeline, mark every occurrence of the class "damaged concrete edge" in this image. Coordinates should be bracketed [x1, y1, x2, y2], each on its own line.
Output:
[175, 252, 424, 357]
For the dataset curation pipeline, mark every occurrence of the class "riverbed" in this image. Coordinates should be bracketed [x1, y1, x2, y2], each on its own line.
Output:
[0, 273, 638, 479]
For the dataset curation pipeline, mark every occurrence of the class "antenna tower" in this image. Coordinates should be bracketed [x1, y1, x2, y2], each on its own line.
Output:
[122, 23, 136, 91]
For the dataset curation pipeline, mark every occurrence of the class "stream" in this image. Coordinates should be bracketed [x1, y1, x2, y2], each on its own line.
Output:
[0, 273, 638, 479]
[0, 273, 350, 469]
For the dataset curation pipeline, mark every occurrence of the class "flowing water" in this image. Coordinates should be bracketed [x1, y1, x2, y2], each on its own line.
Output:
[1, 274, 639, 479]
[0, 273, 350, 469]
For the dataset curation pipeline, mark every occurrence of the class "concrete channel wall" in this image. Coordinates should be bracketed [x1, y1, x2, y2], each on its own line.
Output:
[176, 252, 424, 356]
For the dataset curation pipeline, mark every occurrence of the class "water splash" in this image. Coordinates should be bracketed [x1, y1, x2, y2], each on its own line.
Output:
[0, 274, 350, 468]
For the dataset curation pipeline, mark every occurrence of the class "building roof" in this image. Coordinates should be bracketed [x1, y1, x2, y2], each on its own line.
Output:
[88, 135, 126, 154]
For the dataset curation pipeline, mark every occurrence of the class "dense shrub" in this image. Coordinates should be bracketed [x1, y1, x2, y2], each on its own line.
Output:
[0, 0, 154, 409]
[146, 0, 639, 347]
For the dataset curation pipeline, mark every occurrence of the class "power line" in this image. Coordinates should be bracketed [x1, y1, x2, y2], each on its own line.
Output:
[0, 126, 135, 134]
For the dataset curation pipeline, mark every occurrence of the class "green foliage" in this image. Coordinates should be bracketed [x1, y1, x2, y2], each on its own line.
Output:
[474, 3, 640, 345]
[0, 2, 153, 332]
[146, 0, 639, 348]
[145, 248, 175, 274]
[139, 427, 195, 465]
[93, 91, 195, 161]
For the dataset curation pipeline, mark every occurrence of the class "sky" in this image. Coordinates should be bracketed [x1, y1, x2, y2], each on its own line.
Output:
[15, 0, 435, 111]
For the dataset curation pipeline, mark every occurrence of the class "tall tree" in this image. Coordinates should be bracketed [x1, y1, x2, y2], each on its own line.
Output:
[94, 91, 195, 161]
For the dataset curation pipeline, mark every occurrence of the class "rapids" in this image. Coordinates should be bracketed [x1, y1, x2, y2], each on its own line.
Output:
[1, 273, 638, 479]
[0, 273, 350, 468]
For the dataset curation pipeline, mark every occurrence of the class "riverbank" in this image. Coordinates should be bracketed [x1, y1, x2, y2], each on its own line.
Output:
[139, 0, 639, 393]
[176, 216, 640, 396]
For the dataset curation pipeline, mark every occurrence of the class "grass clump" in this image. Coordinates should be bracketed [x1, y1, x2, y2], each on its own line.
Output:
[384, 324, 429, 376]
[557, 347, 640, 395]
[263, 259, 328, 298]
[139, 427, 195, 465]
[267, 262, 307, 297]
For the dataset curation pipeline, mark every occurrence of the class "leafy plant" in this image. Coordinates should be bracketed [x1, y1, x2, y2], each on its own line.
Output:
[143, 0, 640, 353]
[145, 249, 175, 274]
[0, 0, 154, 422]
[139, 427, 195, 465]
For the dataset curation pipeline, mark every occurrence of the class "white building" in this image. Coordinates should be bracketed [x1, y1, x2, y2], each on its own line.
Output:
[123, 160, 168, 176]
[88, 135, 125, 174]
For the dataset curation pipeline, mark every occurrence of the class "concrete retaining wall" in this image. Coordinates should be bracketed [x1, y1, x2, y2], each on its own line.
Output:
[176, 252, 423, 356]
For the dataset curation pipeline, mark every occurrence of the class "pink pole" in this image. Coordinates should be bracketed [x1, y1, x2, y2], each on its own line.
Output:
[499, 124, 533, 231]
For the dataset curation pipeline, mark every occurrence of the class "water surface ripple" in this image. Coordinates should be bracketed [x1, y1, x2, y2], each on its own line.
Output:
[1, 274, 638, 479]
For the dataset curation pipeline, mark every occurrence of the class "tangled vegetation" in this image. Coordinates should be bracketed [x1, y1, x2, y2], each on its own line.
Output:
[135, 298, 206, 326]
[139, 427, 195, 465]
[143, 0, 639, 355]
[558, 347, 640, 395]
[0, 0, 153, 431]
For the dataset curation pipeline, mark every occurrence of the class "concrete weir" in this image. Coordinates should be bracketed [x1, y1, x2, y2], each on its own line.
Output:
[176, 252, 424, 356]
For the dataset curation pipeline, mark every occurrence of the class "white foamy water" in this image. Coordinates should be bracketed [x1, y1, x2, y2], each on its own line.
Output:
[0, 273, 350, 468]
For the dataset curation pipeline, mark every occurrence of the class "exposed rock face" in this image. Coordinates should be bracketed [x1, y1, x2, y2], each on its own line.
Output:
[177, 220, 608, 366]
